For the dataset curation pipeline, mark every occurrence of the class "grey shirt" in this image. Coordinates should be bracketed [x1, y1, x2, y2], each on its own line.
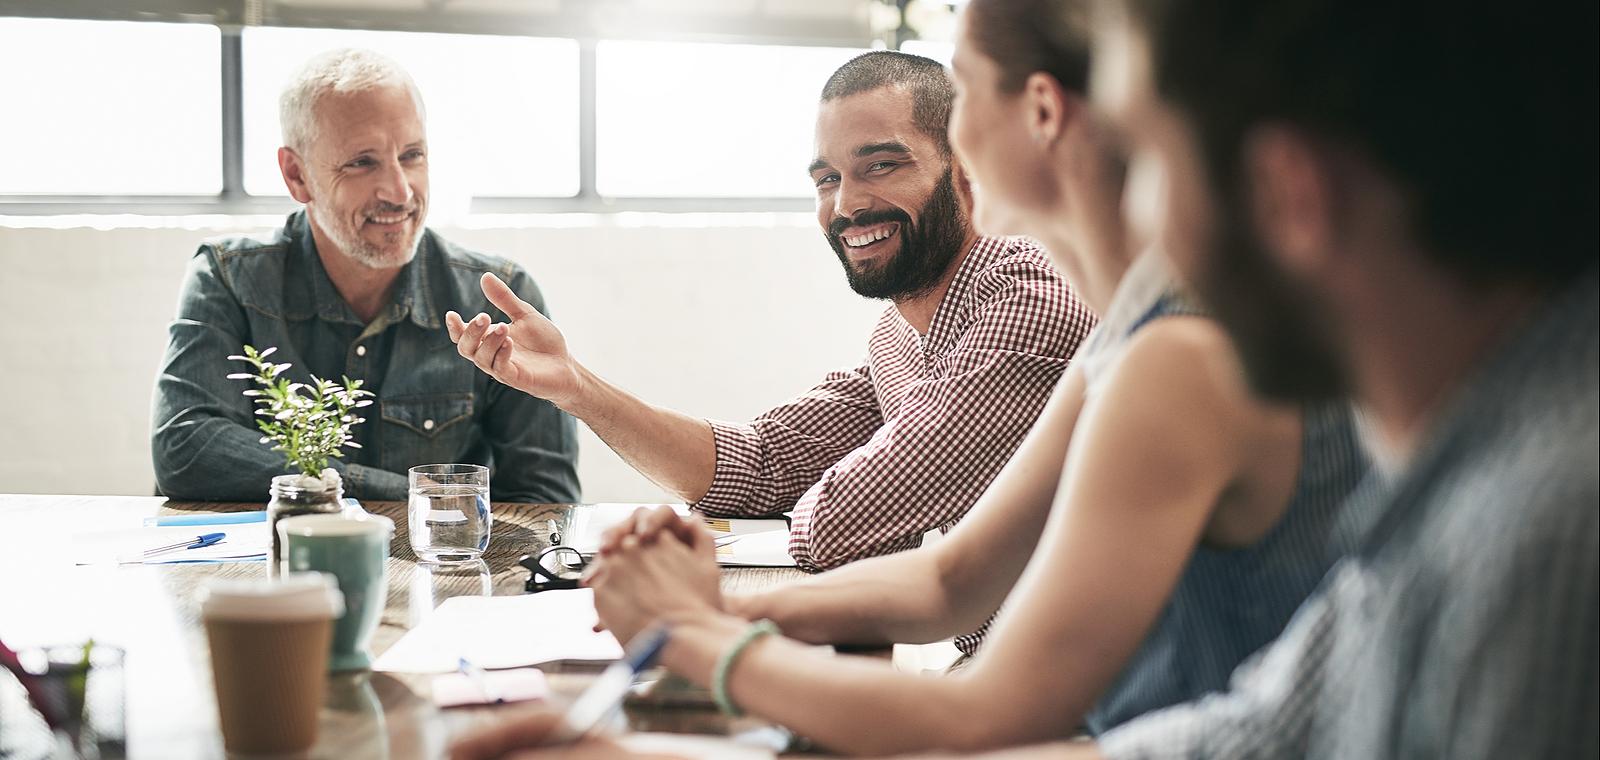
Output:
[151, 210, 581, 503]
[1101, 269, 1599, 759]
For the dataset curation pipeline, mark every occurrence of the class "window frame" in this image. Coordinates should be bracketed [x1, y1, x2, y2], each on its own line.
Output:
[0, 4, 929, 216]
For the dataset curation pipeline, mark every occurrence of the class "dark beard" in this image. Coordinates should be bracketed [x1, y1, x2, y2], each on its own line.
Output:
[826, 169, 969, 301]
[1194, 193, 1351, 403]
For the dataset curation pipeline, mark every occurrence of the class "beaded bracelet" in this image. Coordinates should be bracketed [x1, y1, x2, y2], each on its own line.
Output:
[712, 618, 781, 717]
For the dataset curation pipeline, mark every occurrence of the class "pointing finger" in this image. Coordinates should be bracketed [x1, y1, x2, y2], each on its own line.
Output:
[481, 273, 539, 321]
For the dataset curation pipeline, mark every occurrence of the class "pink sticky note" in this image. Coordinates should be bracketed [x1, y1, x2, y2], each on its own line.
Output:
[432, 667, 550, 708]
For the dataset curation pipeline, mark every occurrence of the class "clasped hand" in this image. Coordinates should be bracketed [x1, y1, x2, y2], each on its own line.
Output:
[580, 505, 726, 644]
[447, 508, 725, 760]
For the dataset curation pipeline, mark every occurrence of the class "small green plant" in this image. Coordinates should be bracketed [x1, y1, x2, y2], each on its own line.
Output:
[228, 345, 375, 479]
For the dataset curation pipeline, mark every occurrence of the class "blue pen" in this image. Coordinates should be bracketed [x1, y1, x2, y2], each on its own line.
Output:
[458, 657, 501, 704]
[143, 532, 226, 559]
[545, 625, 671, 745]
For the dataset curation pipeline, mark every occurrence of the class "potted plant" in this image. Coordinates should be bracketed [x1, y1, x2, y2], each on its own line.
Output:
[229, 345, 374, 575]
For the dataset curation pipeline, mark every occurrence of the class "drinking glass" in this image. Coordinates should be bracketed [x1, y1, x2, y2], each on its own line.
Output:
[407, 464, 491, 564]
[4, 642, 126, 760]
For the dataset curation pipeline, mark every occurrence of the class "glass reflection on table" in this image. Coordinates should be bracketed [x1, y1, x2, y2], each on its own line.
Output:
[406, 559, 492, 628]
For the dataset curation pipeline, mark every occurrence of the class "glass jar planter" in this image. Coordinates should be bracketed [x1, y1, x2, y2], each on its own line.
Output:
[266, 473, 344, 578]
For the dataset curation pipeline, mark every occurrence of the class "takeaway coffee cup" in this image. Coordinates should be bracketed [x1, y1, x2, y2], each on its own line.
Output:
[200, 573, 344, 756]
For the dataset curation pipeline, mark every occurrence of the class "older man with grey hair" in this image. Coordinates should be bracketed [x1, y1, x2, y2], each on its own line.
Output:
[152, 48, 580, 502]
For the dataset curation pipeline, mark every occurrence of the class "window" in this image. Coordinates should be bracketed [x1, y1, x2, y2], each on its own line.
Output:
[900, 39, 955, 67]
[595, 41, 867, 198]
[0, 18, 221, 195]
[241, 27, 580, 200]
[0, 14, 884, 211]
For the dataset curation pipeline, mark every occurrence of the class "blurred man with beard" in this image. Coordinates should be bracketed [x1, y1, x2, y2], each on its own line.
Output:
[448, 51, 1094, 571]
[153, 48, 580, 503]
[1080, 3, 1597, 756]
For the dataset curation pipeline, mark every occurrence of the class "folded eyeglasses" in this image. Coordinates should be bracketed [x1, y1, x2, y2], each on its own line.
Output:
[518, 545, 587, 593]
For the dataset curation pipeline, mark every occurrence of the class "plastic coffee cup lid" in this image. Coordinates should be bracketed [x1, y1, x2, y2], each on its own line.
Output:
[200, 572, 345, 622]
[277, 512, 395, 538]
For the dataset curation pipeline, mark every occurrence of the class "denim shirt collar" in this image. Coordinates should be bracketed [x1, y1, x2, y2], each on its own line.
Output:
[289, 209, 441, 331]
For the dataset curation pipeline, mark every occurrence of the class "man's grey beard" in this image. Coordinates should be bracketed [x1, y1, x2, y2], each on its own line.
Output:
[310, 203, 422, 270]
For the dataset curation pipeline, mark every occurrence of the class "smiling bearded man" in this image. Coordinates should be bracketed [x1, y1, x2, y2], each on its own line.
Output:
[445, 51, 1096, 574]
[826, 165, 967, 301]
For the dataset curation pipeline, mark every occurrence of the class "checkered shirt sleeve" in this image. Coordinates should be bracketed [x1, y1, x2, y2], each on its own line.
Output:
[697, 364, 886, 520]
[698, 239, 1094, 571]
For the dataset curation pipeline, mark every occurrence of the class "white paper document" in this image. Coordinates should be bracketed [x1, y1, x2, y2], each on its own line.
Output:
[373, 588, 624, 673]
[569, 503, 692, 554]
[569, 504, 795, 567]
[713, 529, 796, 567]
[72, 523, 270, 565]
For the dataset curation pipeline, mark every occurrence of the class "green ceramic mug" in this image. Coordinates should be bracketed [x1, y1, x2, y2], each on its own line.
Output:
[277, 513, 394, 671]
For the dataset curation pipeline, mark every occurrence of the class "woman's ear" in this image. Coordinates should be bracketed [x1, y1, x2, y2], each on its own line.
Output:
[1023, 71, 1080, 147]
[950, 155, 976, 216]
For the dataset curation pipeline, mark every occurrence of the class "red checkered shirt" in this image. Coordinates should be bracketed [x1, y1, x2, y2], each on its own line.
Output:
[695, 236, 1096, 572]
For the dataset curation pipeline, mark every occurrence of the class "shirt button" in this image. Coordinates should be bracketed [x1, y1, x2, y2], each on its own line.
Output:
[423, 419, 436, 431]
[355, 345, 367, 357]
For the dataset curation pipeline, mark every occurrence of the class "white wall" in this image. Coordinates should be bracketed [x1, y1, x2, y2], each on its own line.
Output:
[0, 214, 883, 500]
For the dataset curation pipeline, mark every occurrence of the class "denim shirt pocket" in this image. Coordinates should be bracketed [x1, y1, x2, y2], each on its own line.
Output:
[379, 392, 475, 472]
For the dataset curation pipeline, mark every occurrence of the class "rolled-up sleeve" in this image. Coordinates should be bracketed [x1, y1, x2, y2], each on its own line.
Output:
[694, 250, 1090, 572]
[696, 363, 883, 517]
[790, 262, 1085, 571]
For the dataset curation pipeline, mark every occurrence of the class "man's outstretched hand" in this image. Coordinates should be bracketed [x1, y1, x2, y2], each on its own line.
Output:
[447, 273, 585, 410]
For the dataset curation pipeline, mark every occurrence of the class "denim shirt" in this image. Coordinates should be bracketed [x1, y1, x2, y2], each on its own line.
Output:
[151, 209, 580, 503]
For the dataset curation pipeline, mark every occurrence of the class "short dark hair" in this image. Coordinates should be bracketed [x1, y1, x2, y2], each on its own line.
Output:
[821, 51, 955, 154]
[967, 0, 1092, 95]
[1126, 0, 1598, 281]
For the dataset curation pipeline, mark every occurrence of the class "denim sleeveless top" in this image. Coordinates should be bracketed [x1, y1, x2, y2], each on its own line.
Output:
[1077, 259, 1369, 735]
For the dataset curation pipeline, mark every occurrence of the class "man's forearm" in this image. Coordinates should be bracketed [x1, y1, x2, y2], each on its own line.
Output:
[156, 413, 410, 502]
[733, 547, 970, 645]
[154, 415, 296, 500]
[560, 364, 717, 502]
[661, 610, 1088, 756]
[339, 462, 409, 501]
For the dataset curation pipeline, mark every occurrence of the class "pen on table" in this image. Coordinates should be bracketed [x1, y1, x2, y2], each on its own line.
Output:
[458, 657, 501, 704]
[544, 624, 671, 745]
[544, 518, 562, 546]
[144, 532, 226, 559]
[712, 534, 741, 548]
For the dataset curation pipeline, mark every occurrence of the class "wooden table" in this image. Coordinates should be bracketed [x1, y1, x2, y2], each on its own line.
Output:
[0, 494, 817, 759]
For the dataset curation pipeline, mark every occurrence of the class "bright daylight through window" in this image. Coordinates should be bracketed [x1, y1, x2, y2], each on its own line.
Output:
[596, 40, 868, 198]
[0, 17, 221, 195]
[242, 27, 580, 203]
